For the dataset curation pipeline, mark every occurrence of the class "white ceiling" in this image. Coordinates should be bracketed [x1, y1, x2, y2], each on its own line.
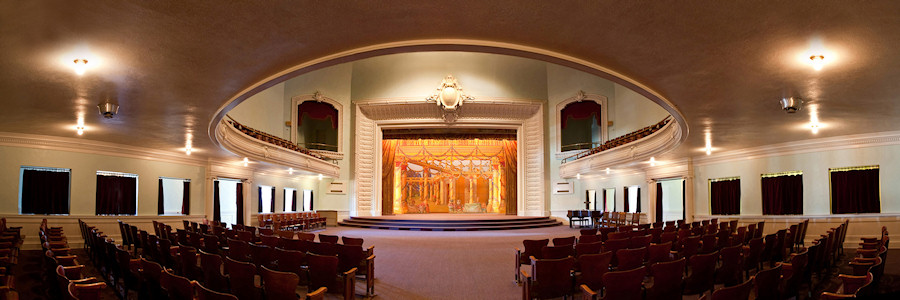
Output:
[2, 1, 900, 161]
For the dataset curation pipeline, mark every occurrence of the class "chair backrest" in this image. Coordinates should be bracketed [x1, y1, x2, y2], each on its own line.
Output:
[602, 238, 630, 267]
[647, 258, 686, 300]
[552, 236, 576, 246]
[684, 251, 718, 295]
[743, 237, 763, 271]
[522, 239, 550, 261]
[259, 234, 281, 248]
[342, 236, 364, 246]
[318, 234, 339, 244]
[608, 231, 630, 241]
[647, 241, 673, 265]
[601, 266, 646, 300]
[719, 244, 744, 286]
[711, 276, 754, 300]
[577, 251, 612, 291]
[271, 247, 307, 277]
[224, 257, 260, 300]
[530, 256, 576, 299]
[68, 282, 107, 300]
[575, 241, 603, 257]
[629, 234, 652, 249]
[195, 281, 238, 300]
[198, 250, 229, 293]
[250, 243, 273, 267]
[275, 230, 295, 239]
[838, 272, 873, 296]
[616, 247, 647, 271]
[260, 265, 300, 300]
[336, 244, 366, 273]
[161, 268, 196, 300]
[226, 238, 252, 262]
[307, 253, 340, 292]
[701, 234, 718, 253]
[681, 235, 701, 259]
[754, 263, 782, 300]
[309, 241, 337, 256]
[296, 232, 316, 241]
[578, 234, 601, 244]
[599, 227, 617, 242]
[542, 245, 574, 260]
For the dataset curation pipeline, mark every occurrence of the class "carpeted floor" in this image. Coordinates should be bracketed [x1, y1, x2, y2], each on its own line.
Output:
[15, 226, 900, 299]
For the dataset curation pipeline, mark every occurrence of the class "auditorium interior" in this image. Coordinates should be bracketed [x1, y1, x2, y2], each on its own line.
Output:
[1, 2, 899, 299]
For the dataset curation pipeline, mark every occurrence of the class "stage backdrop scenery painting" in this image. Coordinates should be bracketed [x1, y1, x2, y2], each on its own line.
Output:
[382, 139, 516, 215]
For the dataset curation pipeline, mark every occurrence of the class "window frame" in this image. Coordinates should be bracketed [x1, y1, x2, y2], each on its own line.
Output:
[96, 170, 139, 216]
[19, 166, 71, 215]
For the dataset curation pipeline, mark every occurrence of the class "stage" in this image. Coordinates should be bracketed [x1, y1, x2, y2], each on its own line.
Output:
[338, 213, 562, 231]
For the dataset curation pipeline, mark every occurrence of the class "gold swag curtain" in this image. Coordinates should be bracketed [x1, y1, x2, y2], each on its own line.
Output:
[382, 140, 399, 215]
[502, 140, 517, 215]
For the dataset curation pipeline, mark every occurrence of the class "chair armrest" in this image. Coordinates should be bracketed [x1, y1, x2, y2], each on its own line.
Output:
[69, 277, 99, 284]
[366, 245, 375, 257]
[521, 270, 532, 300]
[55, 255, 79, 266]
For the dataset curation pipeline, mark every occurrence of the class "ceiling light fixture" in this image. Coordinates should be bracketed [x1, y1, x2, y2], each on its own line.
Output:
[243, 157, 249, 167]
[318, 174, 323, 181]
[780, 97, 803, 113]
[185, 147, 192, 156]
[605, 168, 610, 175]
[73, 59, 88, 75]
[98, 99, 119, 118]
[809, 55, 825, 71]
[576, 173, 581, 180]
[76, 125, 84, 136]
[649, 157, 656, 167]
[288, 168, 294, 175]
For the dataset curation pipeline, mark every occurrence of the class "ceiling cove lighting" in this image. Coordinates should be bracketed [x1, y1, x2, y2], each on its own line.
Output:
[72, 59, 88, 75]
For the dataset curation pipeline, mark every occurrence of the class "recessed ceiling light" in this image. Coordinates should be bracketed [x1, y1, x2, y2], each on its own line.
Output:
[576, 173, 581, 180]
[75, 125, 84, 135]
[73, 59, 88, 75]
[243, 157, 249, 167]
[809, 55, 825, 71]
[649, 157, 656, 167]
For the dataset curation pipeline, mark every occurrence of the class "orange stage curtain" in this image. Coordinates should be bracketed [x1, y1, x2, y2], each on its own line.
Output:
[382, 140, 399, 215]
[502, 140, 517, 215]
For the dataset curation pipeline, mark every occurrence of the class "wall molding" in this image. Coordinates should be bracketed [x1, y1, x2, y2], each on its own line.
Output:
[0, 132, 207, 167]
[693, 130, 900, 166]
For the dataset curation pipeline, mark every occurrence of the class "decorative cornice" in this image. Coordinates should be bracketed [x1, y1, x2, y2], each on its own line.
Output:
[692, 130, 900, 166]
[0, 132, 207, 167]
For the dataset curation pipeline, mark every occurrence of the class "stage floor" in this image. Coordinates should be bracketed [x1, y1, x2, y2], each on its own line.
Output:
[359, 213, 529, 221]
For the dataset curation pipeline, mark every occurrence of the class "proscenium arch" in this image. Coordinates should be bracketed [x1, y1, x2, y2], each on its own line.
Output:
[208, 39, 689, 149]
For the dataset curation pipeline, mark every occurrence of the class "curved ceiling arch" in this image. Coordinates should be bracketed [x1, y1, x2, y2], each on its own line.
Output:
[208, 39, 689, 150]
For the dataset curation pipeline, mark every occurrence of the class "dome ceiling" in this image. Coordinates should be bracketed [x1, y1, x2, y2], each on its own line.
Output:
[2, 1, 900, 161]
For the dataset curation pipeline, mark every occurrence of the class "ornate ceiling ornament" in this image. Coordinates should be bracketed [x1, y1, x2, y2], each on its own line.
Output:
[426, 75, 474, 122]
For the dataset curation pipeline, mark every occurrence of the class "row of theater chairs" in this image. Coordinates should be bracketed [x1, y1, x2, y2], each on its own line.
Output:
[256, 212, 326, 231]
[122, 219, 374, 299]
[0, 217, 21, 299]
[228, 119, 326, 160]
[820, 225, 888, 299]
[517, 219, 823, 299]
[45, 220, 108, 300]
[577, 117, 671, 159]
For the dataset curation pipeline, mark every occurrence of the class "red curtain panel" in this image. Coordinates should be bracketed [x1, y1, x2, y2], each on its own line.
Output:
[710, 179, 740, 215]
[831, 169, 880, 214]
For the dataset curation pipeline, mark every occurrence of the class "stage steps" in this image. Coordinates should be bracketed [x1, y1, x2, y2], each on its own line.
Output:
[338, 216, 562, 231]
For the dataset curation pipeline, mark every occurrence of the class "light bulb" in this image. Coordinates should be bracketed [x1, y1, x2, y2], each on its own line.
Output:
[73, 59, 88, 75]
[288, 168, 294, 175]
[318, 174, 323, 181]
[809, 55, 825, 71]
[576, 173, 581, 180]
[76, 126, 84, 135]
[185, 148, 192, 155]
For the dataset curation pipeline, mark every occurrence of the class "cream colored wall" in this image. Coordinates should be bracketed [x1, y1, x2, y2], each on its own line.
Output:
[610, 84, 669, 139]
[0, 145, 206, 216]
[283, 62, 354, 213]
[693, 143, 900, 216]
[228, 82, 288, 139]
[247, 173, 320, 225]
[349, 52, 548, 101]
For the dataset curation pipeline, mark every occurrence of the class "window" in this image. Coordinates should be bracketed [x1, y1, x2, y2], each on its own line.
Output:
[19, 166, 70, 215]
[159, 177, 190, 215]
[658, 178, 684, 222]
[556, 93, 608, 154]
[830, 166, 880, 214]
[302, 189, 314, 211]
[709, 177, 740, 215]
[284, 188, 297, 212]
[603, 188, 615, 212]
[215, 179, 240, 226]
[258, 185, 274, 213]
[625, 185, 640, 213]
[96, 171, 138, 215]
[761, 171, 803, 215]
[292, 95, 343, 153]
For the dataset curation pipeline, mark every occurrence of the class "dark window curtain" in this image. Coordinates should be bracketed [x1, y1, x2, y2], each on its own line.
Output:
[382, 140, 398, 215]
[636, 187, 641, 213]
[762, 175, 803, 215]
[21, 169, 70, 214]
[236, 182, 244, 225]
[258, 187, 263, 213]
[502, 140, 517, 215]
[310, 191, 314, 211]
[623, 187, 629, 212]
[831, 169, 880, 214]
[213, 180, 221, 222]
[270, 187, 276, 213]
[602, 190, 607, 212]
[291, 190, 297, 211]
[682, 180, 686, 220]
[181, 181, 190, 215]
[656, 182, 663, 223]
[710, 179, 741, 215]
[96, 175, 137, 215]
[157, 178, 165, 215]
[560, 101, 603, 129]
